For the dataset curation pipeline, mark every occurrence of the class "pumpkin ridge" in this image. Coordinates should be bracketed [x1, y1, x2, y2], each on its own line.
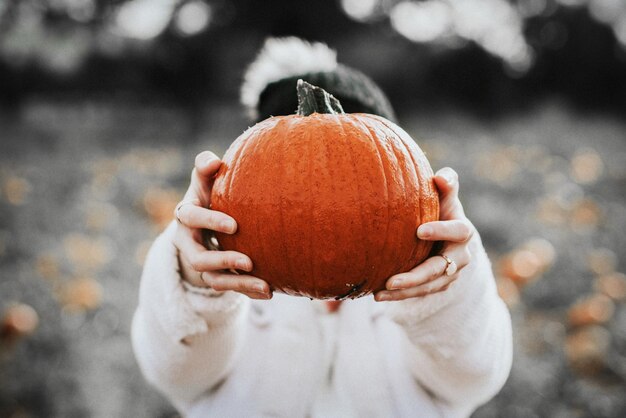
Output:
[337, 115, 370, 296]
[277, 119, 293, 288]
[248, 121, 275, 285]
[270, 117, 294, 292]
[377, 116, 436, 267]
[358, 116, 394, 283]
[215, 126, 255, 252]
[381, 117, 423, 271]
[303, 117, 316, 297]
[222, 137, 241, 206]
[385, 124, 415, 275]
[225, 122, 264, 206]
[368, 114, 410, 275]
[399, 128, 425, 270]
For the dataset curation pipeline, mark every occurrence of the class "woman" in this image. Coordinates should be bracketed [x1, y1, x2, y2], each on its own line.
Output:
[132, 38, 512, 417]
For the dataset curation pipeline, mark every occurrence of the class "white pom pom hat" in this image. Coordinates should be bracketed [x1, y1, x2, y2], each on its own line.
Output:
[241, 37, 396, 122]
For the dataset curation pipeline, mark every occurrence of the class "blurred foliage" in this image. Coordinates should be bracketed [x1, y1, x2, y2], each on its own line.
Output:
[1, 0, 626, 115]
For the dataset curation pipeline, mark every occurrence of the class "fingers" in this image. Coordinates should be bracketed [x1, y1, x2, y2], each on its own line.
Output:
[386, 255, 452, 290]
[202, 272, 272, 300]
[176, 221, 248, 266]
[375, 243, 471, 301]
[433, 167, 465, 219]
[174, 151, 271, 300]
[434, 167, 459, 197]
[375, 273, 455, 301]
[194, 151, 222, 179]
[176, 202, 237, 234]
[182, 243, 253, 273]
[417, 219, 474, 242]
[185, 151, 223, 205]
[176, 221, 272, 300]
[378, 166, 473, 302]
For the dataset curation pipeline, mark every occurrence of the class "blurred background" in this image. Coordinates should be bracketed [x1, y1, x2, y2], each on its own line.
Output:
[1, 0, 625, 417]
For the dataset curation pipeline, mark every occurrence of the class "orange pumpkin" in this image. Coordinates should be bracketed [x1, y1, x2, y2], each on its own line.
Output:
[211, 80, 439, 299]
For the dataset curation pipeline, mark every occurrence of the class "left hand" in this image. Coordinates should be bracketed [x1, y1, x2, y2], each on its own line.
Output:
[173, 151, 272, 299]
[374, 167, 474, 302]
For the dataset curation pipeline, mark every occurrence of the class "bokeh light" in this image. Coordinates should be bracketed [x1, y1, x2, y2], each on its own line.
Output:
[588, 0, 624, 25]
[174, 1, 213, 36]
[390, 1, 452, 43]
[340, 0, 379, 22]
[114, 0, 177, 40]
[565, 325, 611, 375]
[388, 0, 533, 73]
[1, 304, 39, 343]
[556, 0, 588, 6]
[568, 293, 615, 327]
[613, 15, 626, 47]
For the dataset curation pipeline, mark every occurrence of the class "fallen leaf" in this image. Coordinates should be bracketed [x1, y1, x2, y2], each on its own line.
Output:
[134, 240, 154, 266]
[60, 277, 103, 312]
[35, 254, 60, 280]
[570, 148, 604, 185]
[1, 303, 39, 342]
[594, 272, 626, 301]
[496, 276, 520, 307]
[570, 198, 602, 230]
[141, 187, 180, 229]
[64, 234, 113, 272]
[84, 202, 120, 232]
[2, 176, 32, 206]
[568, 294, 615, 327]
[499, 249, 543, 287]
[565, 325, 611, 376]
[587, 248, 617, 276]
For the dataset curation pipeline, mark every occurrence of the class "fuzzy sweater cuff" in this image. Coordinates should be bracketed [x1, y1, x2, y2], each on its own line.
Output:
[138, 222, 247, 344]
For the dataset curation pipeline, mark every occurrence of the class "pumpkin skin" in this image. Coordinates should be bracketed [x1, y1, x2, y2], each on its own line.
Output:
[211, 113, 439, 300]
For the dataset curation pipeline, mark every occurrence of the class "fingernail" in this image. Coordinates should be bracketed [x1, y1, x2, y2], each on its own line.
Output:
[418, 225, 432, 238]
[390, 278, 404, 289]
[376, 293, 391, 302]
[220, 219, 236, 232]
[443, 171, 455, 185]
[204, 155, 218, 167]
[236, 258, 251, 271]
[252, 283, 267, 293]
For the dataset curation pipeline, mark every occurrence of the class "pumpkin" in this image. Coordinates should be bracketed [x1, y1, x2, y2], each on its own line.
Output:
[210, 80, 439, 299]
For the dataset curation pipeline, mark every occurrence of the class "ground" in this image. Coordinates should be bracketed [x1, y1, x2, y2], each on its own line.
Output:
[0, 99, 625, 417]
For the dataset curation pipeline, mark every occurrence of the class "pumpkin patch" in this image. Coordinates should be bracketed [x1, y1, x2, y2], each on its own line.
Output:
[210, 80, 439, 299]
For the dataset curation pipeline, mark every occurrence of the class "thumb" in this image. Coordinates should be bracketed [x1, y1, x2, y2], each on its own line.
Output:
[185, 151, 223, 206]
[433, 167, 465, 220]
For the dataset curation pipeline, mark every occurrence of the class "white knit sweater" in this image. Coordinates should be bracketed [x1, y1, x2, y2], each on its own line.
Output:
[132, 222, 512, 417]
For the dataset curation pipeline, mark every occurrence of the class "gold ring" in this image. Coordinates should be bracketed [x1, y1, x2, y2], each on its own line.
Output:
[175, 199, 199, 224]
[440, 254, 458, 276]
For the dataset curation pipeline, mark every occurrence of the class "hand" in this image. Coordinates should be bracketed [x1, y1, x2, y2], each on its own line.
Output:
[375, 167, 474, 302]
[173, 151, 272, 300]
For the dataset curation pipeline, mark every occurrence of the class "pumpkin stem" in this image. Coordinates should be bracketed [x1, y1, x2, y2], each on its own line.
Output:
[296, 79, 345, 116]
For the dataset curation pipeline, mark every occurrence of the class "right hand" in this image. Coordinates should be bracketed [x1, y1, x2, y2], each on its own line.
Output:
[173, 151, 272, 300]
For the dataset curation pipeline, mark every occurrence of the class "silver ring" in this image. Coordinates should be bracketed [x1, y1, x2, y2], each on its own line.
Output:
[175, 199, 198, 224]
[440, 254, 458, 276]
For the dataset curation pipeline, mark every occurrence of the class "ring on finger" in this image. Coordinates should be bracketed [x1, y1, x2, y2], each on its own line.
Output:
[175, 199, 199, 224]
[440, 254, 458, 276]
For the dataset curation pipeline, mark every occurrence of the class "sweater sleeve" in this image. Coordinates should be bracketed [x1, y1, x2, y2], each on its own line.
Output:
[385, 234, 513, 416]
[131, 222, 250, 412]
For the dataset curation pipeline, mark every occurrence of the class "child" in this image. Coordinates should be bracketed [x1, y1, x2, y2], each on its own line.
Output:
[132, 38, 512, 417]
